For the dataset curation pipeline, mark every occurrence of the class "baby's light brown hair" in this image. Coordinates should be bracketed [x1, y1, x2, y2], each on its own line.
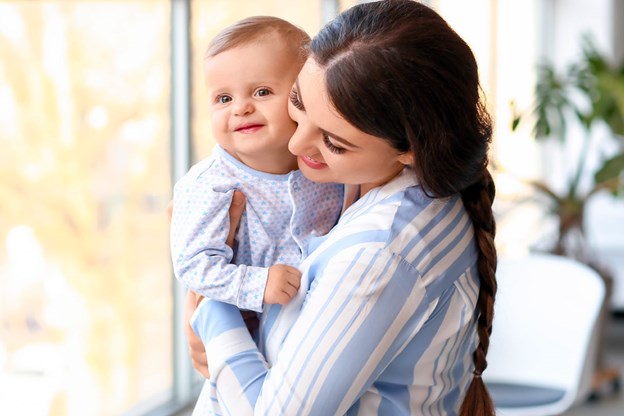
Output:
[205, 16, 310, 66]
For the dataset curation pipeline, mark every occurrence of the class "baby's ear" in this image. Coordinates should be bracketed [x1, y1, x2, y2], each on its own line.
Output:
[397, 152, 414, 166]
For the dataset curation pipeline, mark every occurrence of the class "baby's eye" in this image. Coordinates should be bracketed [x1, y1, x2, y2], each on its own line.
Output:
[216, 95, 232, 104]
[255, 88, 271, 97]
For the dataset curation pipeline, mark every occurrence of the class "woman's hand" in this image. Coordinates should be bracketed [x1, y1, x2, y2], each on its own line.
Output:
[184, 290, 209, 377]
[225, 191, 246, 247]
[170, 191, 247, 378]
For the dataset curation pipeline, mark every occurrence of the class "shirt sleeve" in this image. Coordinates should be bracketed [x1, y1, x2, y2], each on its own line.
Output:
[170, 173, 268, 312]
[192, 245, 432, 415]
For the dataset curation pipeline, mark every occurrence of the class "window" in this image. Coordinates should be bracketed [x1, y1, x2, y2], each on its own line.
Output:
[0, 2, 172, 414]
[434, 0, 543, 256]
[0, 1, 346, 414]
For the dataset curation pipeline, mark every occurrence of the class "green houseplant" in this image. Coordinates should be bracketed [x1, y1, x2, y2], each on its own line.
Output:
[511, 37, 624, 394]
[512, 37, 624, 261]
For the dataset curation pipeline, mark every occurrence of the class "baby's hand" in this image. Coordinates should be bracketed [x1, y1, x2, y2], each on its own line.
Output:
[264, 265, 302, 305]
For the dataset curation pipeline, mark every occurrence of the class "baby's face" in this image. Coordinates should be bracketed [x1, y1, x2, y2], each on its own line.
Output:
[204, 36, 302, 174]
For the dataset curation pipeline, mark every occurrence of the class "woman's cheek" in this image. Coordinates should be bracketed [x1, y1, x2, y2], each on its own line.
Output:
[287, 100, 298, 121]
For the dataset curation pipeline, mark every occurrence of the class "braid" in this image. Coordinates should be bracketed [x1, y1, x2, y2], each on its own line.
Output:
[310, 1, 499, 412]
[459, 168, 497, 416]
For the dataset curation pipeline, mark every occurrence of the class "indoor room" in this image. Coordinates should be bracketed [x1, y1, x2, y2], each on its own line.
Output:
[0, 0, 622, 415]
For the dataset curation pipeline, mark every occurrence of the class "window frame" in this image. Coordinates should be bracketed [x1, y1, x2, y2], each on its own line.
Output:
[159, 1, 343, 414]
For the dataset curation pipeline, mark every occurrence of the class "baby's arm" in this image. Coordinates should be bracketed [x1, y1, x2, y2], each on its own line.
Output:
[265, 265, 301, 305]
[171, 176, 268, 312]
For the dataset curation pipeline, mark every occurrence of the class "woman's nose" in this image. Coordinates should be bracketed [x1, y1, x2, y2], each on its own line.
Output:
[288, 122, 314, 156]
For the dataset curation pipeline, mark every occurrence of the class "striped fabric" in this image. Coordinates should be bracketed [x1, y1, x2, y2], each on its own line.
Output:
[191, 168, 480, 416]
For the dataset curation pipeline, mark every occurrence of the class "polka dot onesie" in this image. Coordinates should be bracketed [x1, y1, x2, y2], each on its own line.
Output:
[170, 145, 344, 312]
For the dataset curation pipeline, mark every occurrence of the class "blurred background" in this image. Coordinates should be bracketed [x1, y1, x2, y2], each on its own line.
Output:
[0, 0, 622, 415]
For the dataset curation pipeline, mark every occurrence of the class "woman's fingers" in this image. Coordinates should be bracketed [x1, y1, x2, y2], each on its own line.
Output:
[167, 200, 173, 222]
[184, 290, 210, 378]
[226, 190, 246, 248]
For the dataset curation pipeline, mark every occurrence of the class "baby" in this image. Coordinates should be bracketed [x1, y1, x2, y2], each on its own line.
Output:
[170, 16, 343, 313]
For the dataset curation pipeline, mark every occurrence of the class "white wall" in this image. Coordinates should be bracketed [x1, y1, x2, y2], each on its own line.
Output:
[435, 0, 624, 308]
[545, 0, 624, 309]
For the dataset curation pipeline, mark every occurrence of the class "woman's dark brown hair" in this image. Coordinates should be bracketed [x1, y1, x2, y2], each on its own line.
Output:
[310, 0, 497, 414]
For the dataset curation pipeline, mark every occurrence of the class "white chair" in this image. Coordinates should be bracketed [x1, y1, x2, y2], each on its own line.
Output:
[484, 253, 606, 416]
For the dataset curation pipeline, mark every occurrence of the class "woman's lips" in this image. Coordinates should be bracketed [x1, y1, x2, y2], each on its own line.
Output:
[234, 123, 263, 134]
[299, 155, 326, 170]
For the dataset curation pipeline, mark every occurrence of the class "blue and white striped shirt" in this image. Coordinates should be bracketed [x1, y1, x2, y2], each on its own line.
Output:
[191, 168, 480, 415]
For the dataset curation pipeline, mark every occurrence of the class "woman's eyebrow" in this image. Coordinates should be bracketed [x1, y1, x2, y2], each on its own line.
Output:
[295, 79, 307, 111]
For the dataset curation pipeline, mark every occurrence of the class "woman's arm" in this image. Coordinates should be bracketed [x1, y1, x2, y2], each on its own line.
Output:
[177, 191, 247, 379]
[192, 245, 431, 415]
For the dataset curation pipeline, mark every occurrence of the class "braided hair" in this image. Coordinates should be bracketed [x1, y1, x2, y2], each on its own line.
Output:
[310, 1, 497, 414]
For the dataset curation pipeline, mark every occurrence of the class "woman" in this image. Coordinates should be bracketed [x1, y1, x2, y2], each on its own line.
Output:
[185, 1, 497, 414]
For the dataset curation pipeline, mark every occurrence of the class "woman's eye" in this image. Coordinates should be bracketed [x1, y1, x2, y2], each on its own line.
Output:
[289, 89, 304, 111]
[255, 88, 271, 97]
[323, 133, 346, 154]
[216, 95, 232, 104]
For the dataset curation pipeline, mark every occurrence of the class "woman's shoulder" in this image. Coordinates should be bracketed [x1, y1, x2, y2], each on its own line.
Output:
[340, 182, 473, 259]
[340, 178, 458, 233]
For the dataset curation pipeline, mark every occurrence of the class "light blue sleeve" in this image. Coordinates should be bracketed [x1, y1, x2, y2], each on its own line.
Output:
[192, 246, 431, 415]
[190, 299, 269, 415]
[170, 169, 268, 312]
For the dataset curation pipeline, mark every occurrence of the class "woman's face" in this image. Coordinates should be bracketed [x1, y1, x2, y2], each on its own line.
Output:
[288, 58, 412, 195]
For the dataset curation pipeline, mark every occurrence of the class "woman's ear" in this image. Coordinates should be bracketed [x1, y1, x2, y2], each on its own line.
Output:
[398, 152, 414, 166]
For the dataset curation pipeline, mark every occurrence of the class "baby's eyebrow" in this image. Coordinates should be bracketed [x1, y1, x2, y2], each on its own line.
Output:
[208, 87, 229, 95]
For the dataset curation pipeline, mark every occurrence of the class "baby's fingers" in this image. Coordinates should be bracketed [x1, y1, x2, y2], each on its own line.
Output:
[282, 283, 298, 300]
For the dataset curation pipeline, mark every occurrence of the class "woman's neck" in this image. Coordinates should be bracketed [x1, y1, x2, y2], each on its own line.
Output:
[341, 184, 361, 214]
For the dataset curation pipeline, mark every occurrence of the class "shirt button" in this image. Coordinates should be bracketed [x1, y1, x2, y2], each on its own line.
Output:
[292, 182, 300, 191]
[293, 227, 301, 235]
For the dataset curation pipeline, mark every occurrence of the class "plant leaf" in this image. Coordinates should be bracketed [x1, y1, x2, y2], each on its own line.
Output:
[594, 153, 624, 184]
[528, 179, 562, 204]
[511, 115, 521, 131]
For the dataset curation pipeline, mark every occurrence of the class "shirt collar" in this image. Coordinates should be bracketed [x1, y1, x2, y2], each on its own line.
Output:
[343, 167, 418, 217]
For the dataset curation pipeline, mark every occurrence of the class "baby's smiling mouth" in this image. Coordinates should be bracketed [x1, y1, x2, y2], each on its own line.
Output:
[234, 123, 264, 133]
